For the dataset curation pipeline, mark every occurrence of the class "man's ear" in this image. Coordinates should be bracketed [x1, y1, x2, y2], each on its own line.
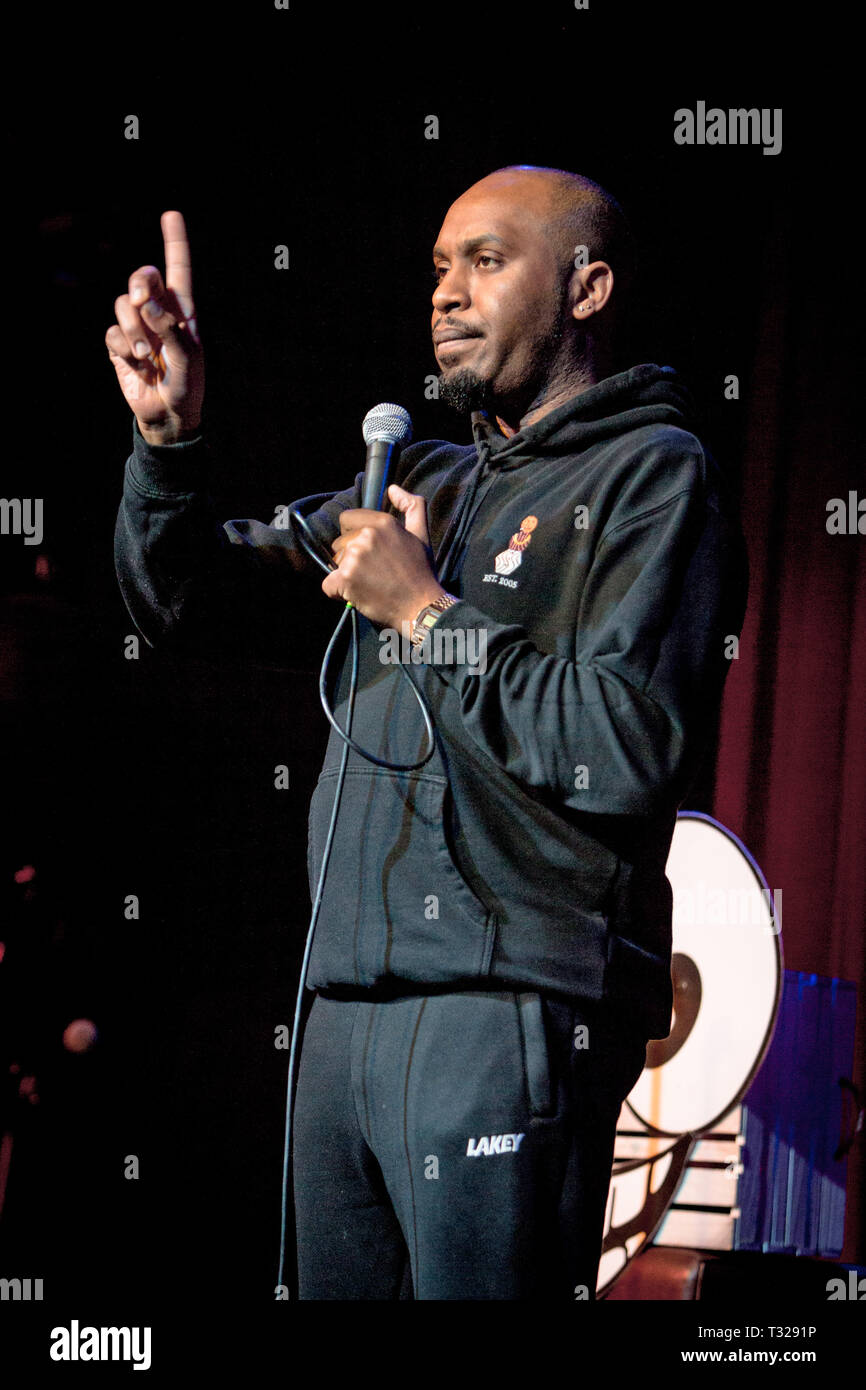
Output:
[571, 260, 615, 322]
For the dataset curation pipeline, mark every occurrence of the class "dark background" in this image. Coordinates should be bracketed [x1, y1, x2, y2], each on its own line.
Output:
[0, 0, 862, 1340]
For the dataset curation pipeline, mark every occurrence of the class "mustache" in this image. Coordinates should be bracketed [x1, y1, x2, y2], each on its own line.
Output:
[433, 318, 484, 339]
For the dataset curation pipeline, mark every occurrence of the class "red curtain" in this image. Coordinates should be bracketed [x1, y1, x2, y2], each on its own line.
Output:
[712, 203, 865, 1263]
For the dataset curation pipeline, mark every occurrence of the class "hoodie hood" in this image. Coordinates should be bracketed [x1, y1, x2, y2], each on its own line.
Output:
[471, 363, 697, 469]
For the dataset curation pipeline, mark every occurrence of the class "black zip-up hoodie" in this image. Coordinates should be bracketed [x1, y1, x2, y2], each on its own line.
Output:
[115, 364, 748, 1040]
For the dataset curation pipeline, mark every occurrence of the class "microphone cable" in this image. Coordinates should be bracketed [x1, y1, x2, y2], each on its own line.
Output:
[287, 499, 437, 770]
[275, 495, 437, 1294]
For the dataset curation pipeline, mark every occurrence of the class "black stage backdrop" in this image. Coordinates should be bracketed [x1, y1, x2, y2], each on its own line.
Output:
[0, 1, 862, 1360]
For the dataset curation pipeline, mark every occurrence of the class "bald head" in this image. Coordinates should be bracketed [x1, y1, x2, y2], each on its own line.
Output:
[462, 165, 636, 293]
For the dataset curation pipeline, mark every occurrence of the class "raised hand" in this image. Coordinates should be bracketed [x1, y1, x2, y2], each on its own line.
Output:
[106, 211, 204, 445]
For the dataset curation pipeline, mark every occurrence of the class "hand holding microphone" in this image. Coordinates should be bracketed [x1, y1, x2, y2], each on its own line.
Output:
[322, 404, 448, 629]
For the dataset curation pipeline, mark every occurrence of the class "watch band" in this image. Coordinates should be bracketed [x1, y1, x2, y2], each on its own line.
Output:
[409, 594, 458, 649]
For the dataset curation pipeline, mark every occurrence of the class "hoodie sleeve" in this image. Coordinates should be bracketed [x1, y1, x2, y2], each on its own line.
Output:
[114, 420, 363, 662]
[419, 475, 747, 816]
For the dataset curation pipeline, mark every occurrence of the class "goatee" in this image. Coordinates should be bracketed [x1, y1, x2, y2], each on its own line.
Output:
[438, 368, 493, 416]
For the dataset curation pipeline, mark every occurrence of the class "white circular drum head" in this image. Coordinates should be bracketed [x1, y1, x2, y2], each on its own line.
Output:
[625, 813, 782, 1136]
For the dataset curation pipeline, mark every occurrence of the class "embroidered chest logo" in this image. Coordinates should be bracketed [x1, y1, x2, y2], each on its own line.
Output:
[493, 515, 538, 576]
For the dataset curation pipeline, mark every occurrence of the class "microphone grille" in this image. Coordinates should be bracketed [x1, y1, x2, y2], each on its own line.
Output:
[362, 402, 413, 446]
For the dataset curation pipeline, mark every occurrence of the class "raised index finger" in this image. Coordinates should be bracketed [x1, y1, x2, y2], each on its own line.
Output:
[161, 210, 193, 312]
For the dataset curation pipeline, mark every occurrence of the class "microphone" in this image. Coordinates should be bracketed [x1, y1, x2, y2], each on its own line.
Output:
[361, 403, 413, 510]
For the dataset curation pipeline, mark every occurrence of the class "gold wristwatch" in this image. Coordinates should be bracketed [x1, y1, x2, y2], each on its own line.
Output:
[409, 594, 458, 649]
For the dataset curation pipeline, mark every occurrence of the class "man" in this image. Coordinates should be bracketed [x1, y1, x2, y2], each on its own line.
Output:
[109, 165, 748, 1299]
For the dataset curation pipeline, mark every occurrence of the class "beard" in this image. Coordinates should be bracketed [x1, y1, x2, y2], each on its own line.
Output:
[436, 300, 577, 420]
[437, 366, 494, 416]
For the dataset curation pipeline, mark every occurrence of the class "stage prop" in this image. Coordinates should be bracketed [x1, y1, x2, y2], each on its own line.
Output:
[598, 813, 858, 1297]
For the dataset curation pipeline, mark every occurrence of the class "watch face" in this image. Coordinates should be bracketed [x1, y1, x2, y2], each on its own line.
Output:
[412, 598, 456, 647]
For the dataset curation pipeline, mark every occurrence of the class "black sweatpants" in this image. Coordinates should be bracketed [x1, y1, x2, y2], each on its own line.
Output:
[292, 987, 648, 1300]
